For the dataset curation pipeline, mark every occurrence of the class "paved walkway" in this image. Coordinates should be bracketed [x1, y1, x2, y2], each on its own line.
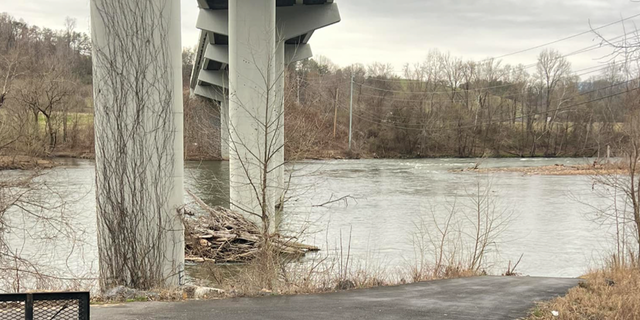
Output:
[91, 276, 579, 320]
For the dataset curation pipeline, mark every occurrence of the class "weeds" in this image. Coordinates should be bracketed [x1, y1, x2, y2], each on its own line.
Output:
[526, 260, 640, 320]
[409, 176, 514, 281]
[187, 176, 512, 297]
[189, 228, 394, 297]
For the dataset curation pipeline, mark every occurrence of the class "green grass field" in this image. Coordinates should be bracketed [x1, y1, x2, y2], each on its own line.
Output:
[36, 112, 94, 127]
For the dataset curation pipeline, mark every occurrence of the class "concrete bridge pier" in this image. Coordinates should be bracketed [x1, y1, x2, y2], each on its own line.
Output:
[274, 40, 286, 220]
[228, 0, 279, 227]
[90, 0, 185, 289]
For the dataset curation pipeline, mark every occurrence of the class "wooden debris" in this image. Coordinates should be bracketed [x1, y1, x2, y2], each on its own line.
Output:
[185, 256, 216, 263]
[184, 191, 319, 263]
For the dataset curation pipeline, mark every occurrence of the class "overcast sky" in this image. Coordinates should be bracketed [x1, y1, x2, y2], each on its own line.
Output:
[2, 0, 640, 75]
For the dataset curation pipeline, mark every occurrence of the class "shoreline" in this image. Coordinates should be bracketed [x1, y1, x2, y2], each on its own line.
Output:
[0, 155, 57, 170]
[0, 152, 607, 171]
[456, 162, 630, 176]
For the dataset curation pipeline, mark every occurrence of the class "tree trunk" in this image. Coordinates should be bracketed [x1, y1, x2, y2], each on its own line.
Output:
[63, 110, 68, 143]
[45, 115, 56, 152]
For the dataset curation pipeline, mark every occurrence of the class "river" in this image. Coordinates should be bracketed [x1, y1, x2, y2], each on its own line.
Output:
[4, 157, 616, 288]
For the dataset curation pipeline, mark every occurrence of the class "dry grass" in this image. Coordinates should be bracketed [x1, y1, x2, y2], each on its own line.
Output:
[185, 176, 502, 298]
[0, 155, 56, 170]
[189, 253, 390, 297]
[186, 244, 486, 299]
[191, 265, 459, 298]
[526, 264, 640, 320]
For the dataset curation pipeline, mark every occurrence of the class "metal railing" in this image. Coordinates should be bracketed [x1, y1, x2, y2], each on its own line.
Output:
[0, 292, 89, 320]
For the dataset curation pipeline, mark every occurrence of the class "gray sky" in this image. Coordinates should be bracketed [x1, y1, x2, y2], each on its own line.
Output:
[2, 0, 639, 75]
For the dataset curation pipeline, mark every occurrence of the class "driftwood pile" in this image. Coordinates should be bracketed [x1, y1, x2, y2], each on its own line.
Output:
[184, 192, 319, 264]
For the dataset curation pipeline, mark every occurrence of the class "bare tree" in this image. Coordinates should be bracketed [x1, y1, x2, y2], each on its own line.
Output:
[535, 49, 572, 156]
[0, 171, 90, 292]
[591, 108, 640, 263]
[410, 176, 513, 279]
[589, 17, 640, 263]
[16, 62, 75, 153]
[227, 43, 287, 238]
[184, 93, 221, 160]
[0, 46, 26, 110]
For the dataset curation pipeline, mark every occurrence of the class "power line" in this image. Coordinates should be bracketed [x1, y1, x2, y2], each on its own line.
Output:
[486, 12, 640, 61]
[300, 64, 632, 107]
[299, 13, 640, 95]
[325, 30, 632, 87]
[350, 61, 626, 97]
[337, 83, 638, 132]
[362, 36, 620, 84]
[299, 37, 630, 98]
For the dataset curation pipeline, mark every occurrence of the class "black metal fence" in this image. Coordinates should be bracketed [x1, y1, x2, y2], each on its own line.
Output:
[0, 292, 89, 320]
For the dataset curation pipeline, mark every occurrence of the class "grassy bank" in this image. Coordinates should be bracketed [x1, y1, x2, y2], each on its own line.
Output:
[527, 264, 640, 319]
[186, 259, 482, 298]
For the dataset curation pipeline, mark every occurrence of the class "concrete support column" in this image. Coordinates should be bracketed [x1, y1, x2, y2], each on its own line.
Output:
[167, 0, 185, 288]
[228, 0, 280, 231]
[219, 99, 229, 160]
[90, 0, 184, 289]
[274, 40, 285, 229]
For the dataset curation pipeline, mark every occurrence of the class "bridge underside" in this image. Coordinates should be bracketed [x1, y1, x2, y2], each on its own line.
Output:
[191, 0, 339, 156]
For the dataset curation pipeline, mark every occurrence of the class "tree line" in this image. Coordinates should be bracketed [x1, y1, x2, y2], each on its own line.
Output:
[1, 13, 637, 161]
[0, 13, 93, 157]
[286, 49, 637, 159]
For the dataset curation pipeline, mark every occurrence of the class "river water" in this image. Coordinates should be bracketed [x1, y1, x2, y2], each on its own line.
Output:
[5, 158, 616, 287]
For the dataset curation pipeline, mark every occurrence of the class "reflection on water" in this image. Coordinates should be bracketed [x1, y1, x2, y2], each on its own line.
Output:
[7, 157, 614, 283]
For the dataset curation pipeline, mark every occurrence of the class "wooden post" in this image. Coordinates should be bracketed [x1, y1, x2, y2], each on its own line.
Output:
[333, 87, 339, 139]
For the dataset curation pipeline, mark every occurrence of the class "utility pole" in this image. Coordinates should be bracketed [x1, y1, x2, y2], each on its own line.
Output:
[333, 87, 339, 139]
[296, 73, 301, 105]
[349, 73, 354, 150]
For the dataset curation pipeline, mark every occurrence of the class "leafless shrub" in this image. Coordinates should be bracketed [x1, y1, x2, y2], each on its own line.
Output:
[184, 93, 220, 160]
[16, 61, 76, 153]
[0, 171, 95, 292]
[409, 176, 514, 281]
[589, 111, 640, 265]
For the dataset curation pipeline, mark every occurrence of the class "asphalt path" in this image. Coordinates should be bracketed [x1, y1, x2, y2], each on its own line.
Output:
[92, 276, 579, 320]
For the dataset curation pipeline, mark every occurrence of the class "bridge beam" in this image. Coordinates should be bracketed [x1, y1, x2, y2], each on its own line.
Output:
[194, 84, 224, 101]
[277, 4, 341, 40]
[202, 43, 312, 72]
[196, 8, 229, 36]
[198, 70, 228, 88]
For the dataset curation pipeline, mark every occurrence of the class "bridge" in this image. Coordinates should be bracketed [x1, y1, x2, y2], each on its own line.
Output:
[90, 0, 340, 288]
[189, 1, 341, 227]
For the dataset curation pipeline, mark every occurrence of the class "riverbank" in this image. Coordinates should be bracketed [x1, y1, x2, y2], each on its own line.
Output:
[526, 265, 640, 319]
[0, 155, 57, 170]
[0, 146, 622, 171]
[456, 162, 631, 176]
